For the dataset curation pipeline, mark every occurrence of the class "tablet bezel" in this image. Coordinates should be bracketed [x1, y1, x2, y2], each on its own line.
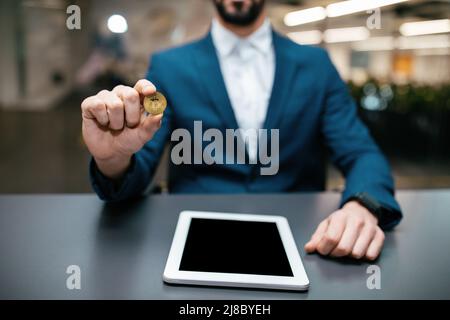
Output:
[163, 211, 310, 291]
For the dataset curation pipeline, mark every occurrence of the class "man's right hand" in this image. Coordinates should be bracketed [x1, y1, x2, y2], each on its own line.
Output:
[81, 79, 163, 179]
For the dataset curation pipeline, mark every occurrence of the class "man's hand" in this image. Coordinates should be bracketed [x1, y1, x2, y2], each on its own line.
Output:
[81, 79, 163, 179]
[304, 201, 385, 260]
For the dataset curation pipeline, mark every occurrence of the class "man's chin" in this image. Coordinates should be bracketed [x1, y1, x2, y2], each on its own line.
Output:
[214, 0, 265, 26]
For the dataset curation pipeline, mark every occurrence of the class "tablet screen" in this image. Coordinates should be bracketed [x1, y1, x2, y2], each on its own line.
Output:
[179, 218, 294, 277]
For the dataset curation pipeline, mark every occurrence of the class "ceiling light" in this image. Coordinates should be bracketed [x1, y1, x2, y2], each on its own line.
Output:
[287, 30, 323, 45]
[400, 19, 450, 37]
[396, 35, 450, 50]
[107, 14, 128, 34]
[284, 7, 327, 27]
[324, 27, 370, 43]
[327, 0, 409, 18]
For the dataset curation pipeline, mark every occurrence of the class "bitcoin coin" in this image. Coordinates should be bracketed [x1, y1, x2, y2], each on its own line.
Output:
[144, 91, 167, 115]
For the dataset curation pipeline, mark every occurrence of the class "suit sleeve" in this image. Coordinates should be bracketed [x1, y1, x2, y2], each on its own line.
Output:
[320, 51, 402, 230]
[90, 54, 172, 202]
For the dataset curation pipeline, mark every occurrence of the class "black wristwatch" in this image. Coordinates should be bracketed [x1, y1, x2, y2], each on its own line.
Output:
[346, 192, 383, 222]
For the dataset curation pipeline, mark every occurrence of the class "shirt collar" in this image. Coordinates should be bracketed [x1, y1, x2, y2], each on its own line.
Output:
[211, 18, 273, 58]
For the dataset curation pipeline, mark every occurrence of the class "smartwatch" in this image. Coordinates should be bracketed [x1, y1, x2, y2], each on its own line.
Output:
[346, 192, 384, 222]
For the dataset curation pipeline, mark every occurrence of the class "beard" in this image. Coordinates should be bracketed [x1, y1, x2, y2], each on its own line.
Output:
[214, 0, 265, 26]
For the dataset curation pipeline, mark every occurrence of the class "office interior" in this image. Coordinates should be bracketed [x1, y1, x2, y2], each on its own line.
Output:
[0, 0, 449, 193]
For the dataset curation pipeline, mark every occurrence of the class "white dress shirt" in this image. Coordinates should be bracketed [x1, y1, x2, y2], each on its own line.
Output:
[211, 18, 275, 162]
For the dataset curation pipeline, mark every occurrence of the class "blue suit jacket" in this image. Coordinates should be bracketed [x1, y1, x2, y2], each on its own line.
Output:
[91, 30, 402, 229]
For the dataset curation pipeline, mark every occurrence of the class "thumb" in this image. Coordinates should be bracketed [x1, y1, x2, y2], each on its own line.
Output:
[138, 113, 163, 141]
[304, 219, 329, 253]
[304, 240, 317, 253]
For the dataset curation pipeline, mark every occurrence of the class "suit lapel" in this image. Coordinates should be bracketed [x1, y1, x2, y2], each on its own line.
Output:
[193, 31, 298, 132]
[193, 33, 239, 130]
[263, 31, 299, 131]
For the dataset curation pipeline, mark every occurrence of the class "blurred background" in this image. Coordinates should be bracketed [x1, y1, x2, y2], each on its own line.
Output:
[0, 0, 449, 193]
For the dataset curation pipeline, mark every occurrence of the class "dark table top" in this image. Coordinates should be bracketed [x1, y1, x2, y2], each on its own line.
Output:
[1, 190, 450, 300]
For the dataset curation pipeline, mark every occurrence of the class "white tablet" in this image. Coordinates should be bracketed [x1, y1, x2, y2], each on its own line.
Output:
[163, 211, 310, 291]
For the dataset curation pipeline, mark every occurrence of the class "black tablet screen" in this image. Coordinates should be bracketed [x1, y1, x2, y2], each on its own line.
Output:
[179, 218, 293, 276]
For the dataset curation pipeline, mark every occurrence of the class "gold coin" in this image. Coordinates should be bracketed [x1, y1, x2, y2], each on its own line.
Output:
[143, 91, 167, 115]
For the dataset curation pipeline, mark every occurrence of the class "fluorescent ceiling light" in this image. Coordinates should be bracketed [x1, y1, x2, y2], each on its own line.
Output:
[351, 35, 450, 51]
[107, 14, 128, 34]
[288, 30, 323, 45]
[284, 7, 326, 26]
[352, 36, 395, 51]
[396, 35, 450, 50]
[400, 19, 450, 36]
[324, 27, 370, 43]
[327, 0, 409, 18]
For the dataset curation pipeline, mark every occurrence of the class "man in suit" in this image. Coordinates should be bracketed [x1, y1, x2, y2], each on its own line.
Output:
[81, 0, 402, 260]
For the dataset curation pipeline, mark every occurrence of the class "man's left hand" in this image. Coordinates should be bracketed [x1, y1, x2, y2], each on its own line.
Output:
[304, 201, 385, 260]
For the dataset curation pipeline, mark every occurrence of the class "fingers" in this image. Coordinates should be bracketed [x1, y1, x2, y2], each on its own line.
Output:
[365, 228, 385, 261]
[137, 113, 163, 143]
[306, 203, 386, 260]
[82, 80, 157, 131]
[134, 79, 156, 98]
[304, 218, 329, 253]
[316, 214, 346, 255]
[97, 90, 124, 130]
[330, 215, 363, 257]
[351, 225, 377, 259]
[113, 85, 141, 128]
[81, 96, 108, 126]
